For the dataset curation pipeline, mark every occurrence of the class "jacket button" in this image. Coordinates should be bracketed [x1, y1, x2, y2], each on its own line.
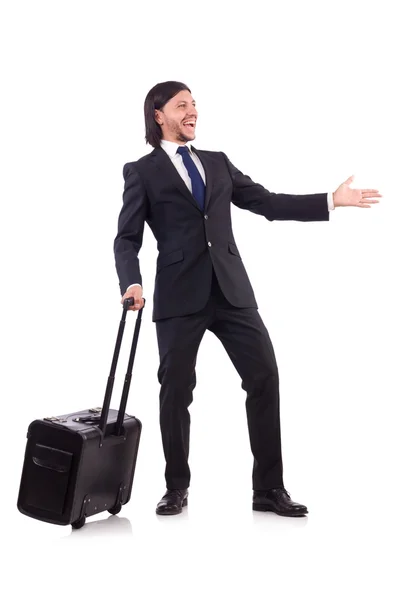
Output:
[204, 214, 208, 220]
[208, 242, 212, 247]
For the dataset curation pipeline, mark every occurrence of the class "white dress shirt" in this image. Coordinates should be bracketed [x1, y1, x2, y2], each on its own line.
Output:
[127, 140, 334, 291]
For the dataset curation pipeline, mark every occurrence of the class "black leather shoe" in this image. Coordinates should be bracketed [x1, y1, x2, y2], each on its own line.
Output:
[252, 488, 308, 517]
[156, 489, 188, 515]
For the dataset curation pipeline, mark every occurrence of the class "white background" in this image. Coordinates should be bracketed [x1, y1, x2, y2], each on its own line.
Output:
[1, 0, 396, 597]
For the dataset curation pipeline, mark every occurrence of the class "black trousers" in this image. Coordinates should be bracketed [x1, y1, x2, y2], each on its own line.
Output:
[155, 268, 284, 491]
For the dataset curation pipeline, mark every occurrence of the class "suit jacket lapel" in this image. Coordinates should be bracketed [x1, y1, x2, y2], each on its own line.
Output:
[150, 145, 214, 212]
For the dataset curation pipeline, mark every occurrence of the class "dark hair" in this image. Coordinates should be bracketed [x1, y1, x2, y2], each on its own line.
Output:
[144, 81, 191, 148]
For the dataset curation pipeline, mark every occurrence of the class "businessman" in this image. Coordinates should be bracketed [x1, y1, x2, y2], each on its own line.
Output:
[114, 81, 381, 517]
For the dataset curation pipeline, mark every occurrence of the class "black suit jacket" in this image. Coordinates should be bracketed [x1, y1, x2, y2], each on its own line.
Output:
[114, 146, 329, 321]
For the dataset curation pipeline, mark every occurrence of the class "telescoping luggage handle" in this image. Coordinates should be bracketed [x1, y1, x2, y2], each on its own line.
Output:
[97, 297, 145, 438]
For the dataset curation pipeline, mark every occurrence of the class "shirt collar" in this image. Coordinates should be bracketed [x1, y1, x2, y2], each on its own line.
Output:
[160, 139, 193, 157]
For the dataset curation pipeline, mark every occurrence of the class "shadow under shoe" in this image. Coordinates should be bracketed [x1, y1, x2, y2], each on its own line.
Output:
[156, 489, 189, 515]
[253, 487, 308, 517]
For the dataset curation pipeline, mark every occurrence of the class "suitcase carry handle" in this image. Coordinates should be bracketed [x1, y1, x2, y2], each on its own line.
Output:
[98, 297, 145, 438]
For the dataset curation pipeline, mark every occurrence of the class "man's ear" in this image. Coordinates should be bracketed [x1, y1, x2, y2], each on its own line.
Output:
[154, 109, 163, 125]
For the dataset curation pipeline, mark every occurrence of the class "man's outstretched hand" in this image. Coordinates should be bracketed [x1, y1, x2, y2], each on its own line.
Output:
[333, 175, 382, 208]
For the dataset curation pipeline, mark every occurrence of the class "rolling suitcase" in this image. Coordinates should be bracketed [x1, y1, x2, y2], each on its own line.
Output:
[17, 298, 144, 529]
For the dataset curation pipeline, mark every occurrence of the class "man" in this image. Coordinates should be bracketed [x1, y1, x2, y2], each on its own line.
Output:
[114, 81, 381, 517]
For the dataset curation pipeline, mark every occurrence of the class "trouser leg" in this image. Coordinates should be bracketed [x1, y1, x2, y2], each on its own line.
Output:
[156, 309, 209, 489]
[208, 304, 284, 490]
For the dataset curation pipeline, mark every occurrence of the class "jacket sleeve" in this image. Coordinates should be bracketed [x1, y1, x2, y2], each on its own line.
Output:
[114, 162, 148, 296]
[221, 152, 329, 222]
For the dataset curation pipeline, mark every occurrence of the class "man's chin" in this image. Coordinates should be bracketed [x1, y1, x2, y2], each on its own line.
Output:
[179, 131, 196, 143]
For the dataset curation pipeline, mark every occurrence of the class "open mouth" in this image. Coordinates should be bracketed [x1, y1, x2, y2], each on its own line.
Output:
[183, 121, 196, 129]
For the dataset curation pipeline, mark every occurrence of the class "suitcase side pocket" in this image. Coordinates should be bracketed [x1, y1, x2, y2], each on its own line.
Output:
[25, 444, 73, 515]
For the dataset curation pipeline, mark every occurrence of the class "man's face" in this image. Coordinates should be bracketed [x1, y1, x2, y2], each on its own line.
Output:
[155, 90, 198, 144]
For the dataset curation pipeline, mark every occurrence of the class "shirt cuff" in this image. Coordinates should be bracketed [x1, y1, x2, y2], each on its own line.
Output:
[327, 191, 335, 211]
[126, 283, 142, 291]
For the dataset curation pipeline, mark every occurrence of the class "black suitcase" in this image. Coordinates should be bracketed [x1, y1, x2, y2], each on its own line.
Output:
[17, 298, 144, 529]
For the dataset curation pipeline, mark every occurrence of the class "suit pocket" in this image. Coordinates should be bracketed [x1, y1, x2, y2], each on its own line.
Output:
[215, 177, 230, 187]
[157, 248, 184, 272]
[228, 242, 240, 257]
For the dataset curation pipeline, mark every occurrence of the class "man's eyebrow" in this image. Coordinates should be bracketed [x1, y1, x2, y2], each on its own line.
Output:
[176, 100, 196, 104]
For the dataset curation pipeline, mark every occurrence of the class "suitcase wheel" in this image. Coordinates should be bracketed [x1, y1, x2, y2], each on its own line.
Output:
[71, 517, 86, 530]
[108, 503, 122, 516]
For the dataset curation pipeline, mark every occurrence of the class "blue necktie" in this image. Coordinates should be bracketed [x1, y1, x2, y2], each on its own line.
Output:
[177, 145, 206, 211]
